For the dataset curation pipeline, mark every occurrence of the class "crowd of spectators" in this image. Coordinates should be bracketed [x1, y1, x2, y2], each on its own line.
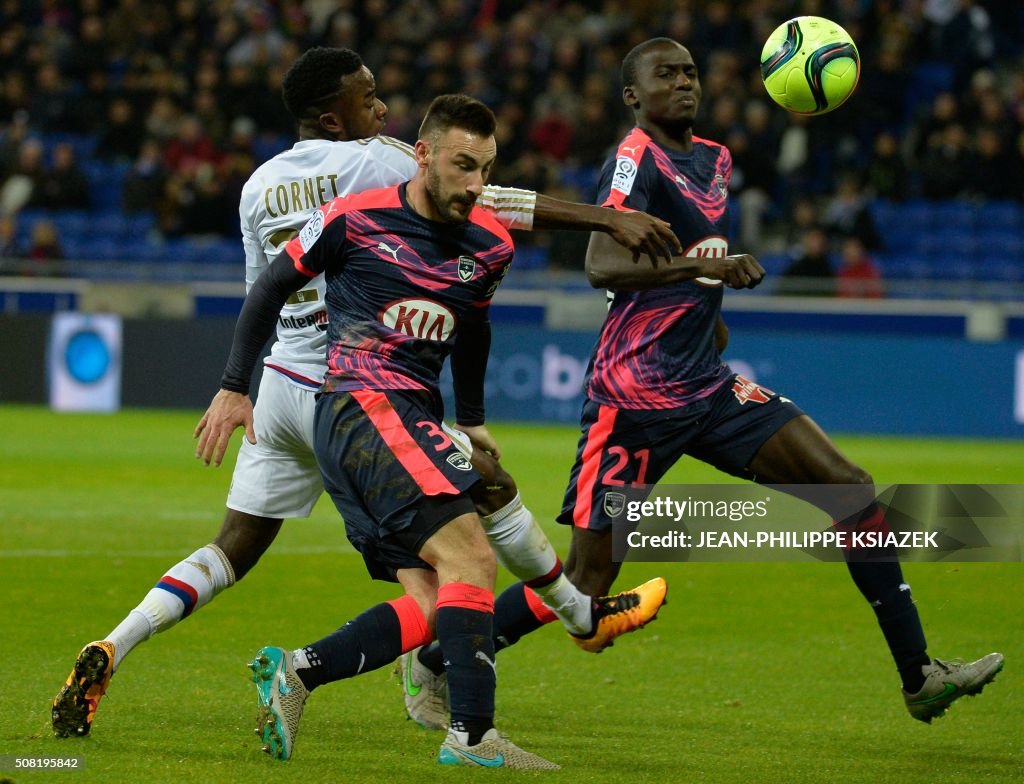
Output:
[0, 0, 1021, 290]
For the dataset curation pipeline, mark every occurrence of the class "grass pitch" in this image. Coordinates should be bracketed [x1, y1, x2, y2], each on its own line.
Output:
[2, 405, 1022, 783]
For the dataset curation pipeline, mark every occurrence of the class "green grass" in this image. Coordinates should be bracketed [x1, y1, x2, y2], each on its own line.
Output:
[2, 405, 1022, 783]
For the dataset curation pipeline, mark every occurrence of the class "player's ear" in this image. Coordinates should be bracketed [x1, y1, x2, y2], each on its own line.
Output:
[414, 139, 431, 168]
[319, 111, 344, 138]
[623, 85, 638, 109]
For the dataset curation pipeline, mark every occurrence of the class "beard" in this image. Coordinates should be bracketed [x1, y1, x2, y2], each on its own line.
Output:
[425, 166, 476, 222]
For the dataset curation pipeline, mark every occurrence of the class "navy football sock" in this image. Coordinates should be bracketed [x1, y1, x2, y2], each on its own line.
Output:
[493, 582, 550, 651]
[436, 584, 495, 745]
[416, 581, 549, 676]
[295, 602, 404, 691]
[846, 558, 929, 692]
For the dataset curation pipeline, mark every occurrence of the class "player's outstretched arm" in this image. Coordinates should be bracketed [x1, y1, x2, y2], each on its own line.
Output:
[585, 232, 765, 291]
[532, 194, 682, 265]
[195, 254, 310, 466]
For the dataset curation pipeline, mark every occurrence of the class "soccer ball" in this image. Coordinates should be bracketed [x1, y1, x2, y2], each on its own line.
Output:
[760, 16, 860, 115]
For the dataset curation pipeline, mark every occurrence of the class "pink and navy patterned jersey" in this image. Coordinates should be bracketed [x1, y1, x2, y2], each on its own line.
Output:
[284, 183, 513, 395]
[587, 127, 733, 410]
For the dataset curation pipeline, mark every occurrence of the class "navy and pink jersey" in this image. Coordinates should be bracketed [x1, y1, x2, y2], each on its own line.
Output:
[587, 127, 733, 410]
[284, 182, 513, 395]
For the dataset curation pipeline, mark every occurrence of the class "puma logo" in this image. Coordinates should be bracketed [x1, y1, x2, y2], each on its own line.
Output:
[377, 241, 402, 262]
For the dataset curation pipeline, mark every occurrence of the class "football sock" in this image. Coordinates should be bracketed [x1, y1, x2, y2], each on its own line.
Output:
[840, 503, 929, 692]
[481, 493, 592, 633]
[292, 596, 429, 692]
[106, 544, 234, 670]
[493, 582, 557, 652]
[847, 559, 929, 692]
[436, 582, 495, 745]
[416, 579, 561, 673]
[838, 504, 930, 691]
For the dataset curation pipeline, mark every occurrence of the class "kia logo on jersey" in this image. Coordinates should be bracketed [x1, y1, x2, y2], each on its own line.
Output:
[687, 236, 728, 287]
[379, 298, 457, 341]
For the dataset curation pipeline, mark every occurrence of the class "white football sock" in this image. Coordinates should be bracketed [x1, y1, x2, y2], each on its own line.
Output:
[106, 544, 234, 670]
[481, 494, 592, 635]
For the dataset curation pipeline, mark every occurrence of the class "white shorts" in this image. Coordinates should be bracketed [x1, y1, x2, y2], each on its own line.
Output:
[226, 369, 322, 519]
[226, 370, 475, 520]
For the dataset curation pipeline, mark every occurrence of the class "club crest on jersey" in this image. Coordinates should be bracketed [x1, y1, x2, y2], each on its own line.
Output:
[603, 492, 626, 518]
[298, 210, 324, 252]
[458, 255, 476, 282]
[446, 452, 473, 471]
[732, 374, 774, 405]
[612, 156, 638, 195]
[714, 174, 728, 198]
[379, 298, 456, 341]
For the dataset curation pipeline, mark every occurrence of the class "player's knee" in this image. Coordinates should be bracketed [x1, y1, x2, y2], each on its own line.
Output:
[823, 460, 873, 488]
[469, 464, 518, 517]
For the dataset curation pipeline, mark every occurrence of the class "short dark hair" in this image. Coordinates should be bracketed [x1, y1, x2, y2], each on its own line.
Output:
[621, 37, 681, 87]
[282, 47, 363, 119]
[418, 94, 496, 143]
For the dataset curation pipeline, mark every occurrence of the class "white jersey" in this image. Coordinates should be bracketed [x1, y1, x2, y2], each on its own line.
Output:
[238, 135, 537, 388]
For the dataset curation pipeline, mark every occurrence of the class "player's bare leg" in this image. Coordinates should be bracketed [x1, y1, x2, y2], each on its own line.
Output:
[53, 509, 280, 737]
[748, 415, 1003, 720]
[564, 527, 619, 597]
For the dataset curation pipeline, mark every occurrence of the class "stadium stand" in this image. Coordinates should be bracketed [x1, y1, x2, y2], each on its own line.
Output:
[0, 2, 1020, 296]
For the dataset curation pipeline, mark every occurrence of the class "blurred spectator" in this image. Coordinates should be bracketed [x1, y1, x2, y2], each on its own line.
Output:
[822, 174, 883, 250]
[95, 98, 143, 161]
[779, 226, 835, 297]
[865, 132, 909, 201]
[27, 218, 64, 274]
[0, 137, 45, 213]
[970, 127, 1016, 201]
[122, 139, 167, 214]
[163, 115, 221, 176]
[499, 149, 556, 195]
[29, 63, 76, 133]
[920, 123, 971, 198]
[837, 237, 884, 299]
[35, 142, 90, 210]
[226, 6, 288, 68]
[528, 96, 574, 163]
[909, 91, 960, 164]
[785, 197, 820, 254]
[164, 161, 235, 238]
[0, 0, 1015, 276]
[0, 212, 22, 256]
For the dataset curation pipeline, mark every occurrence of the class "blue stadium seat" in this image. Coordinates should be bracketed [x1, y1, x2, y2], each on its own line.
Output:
[513, 246, 550, 270]
[880, 253, 930, 280]
[126, 212, 157, 237]
[903, 63, 954, 122]
[985, 230, 1024, 260]
[981, 202, 1022, 231]
[976, 258, 1024, 283]
[899, 200, 935, 232]
[927, 258, 974, 281]
[90, 212, 130, 239]
[931, 201, 977, 231]
[758, 252, 792, 277]
[868, 200, 900, 233]
[51, 210, 91, 238]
